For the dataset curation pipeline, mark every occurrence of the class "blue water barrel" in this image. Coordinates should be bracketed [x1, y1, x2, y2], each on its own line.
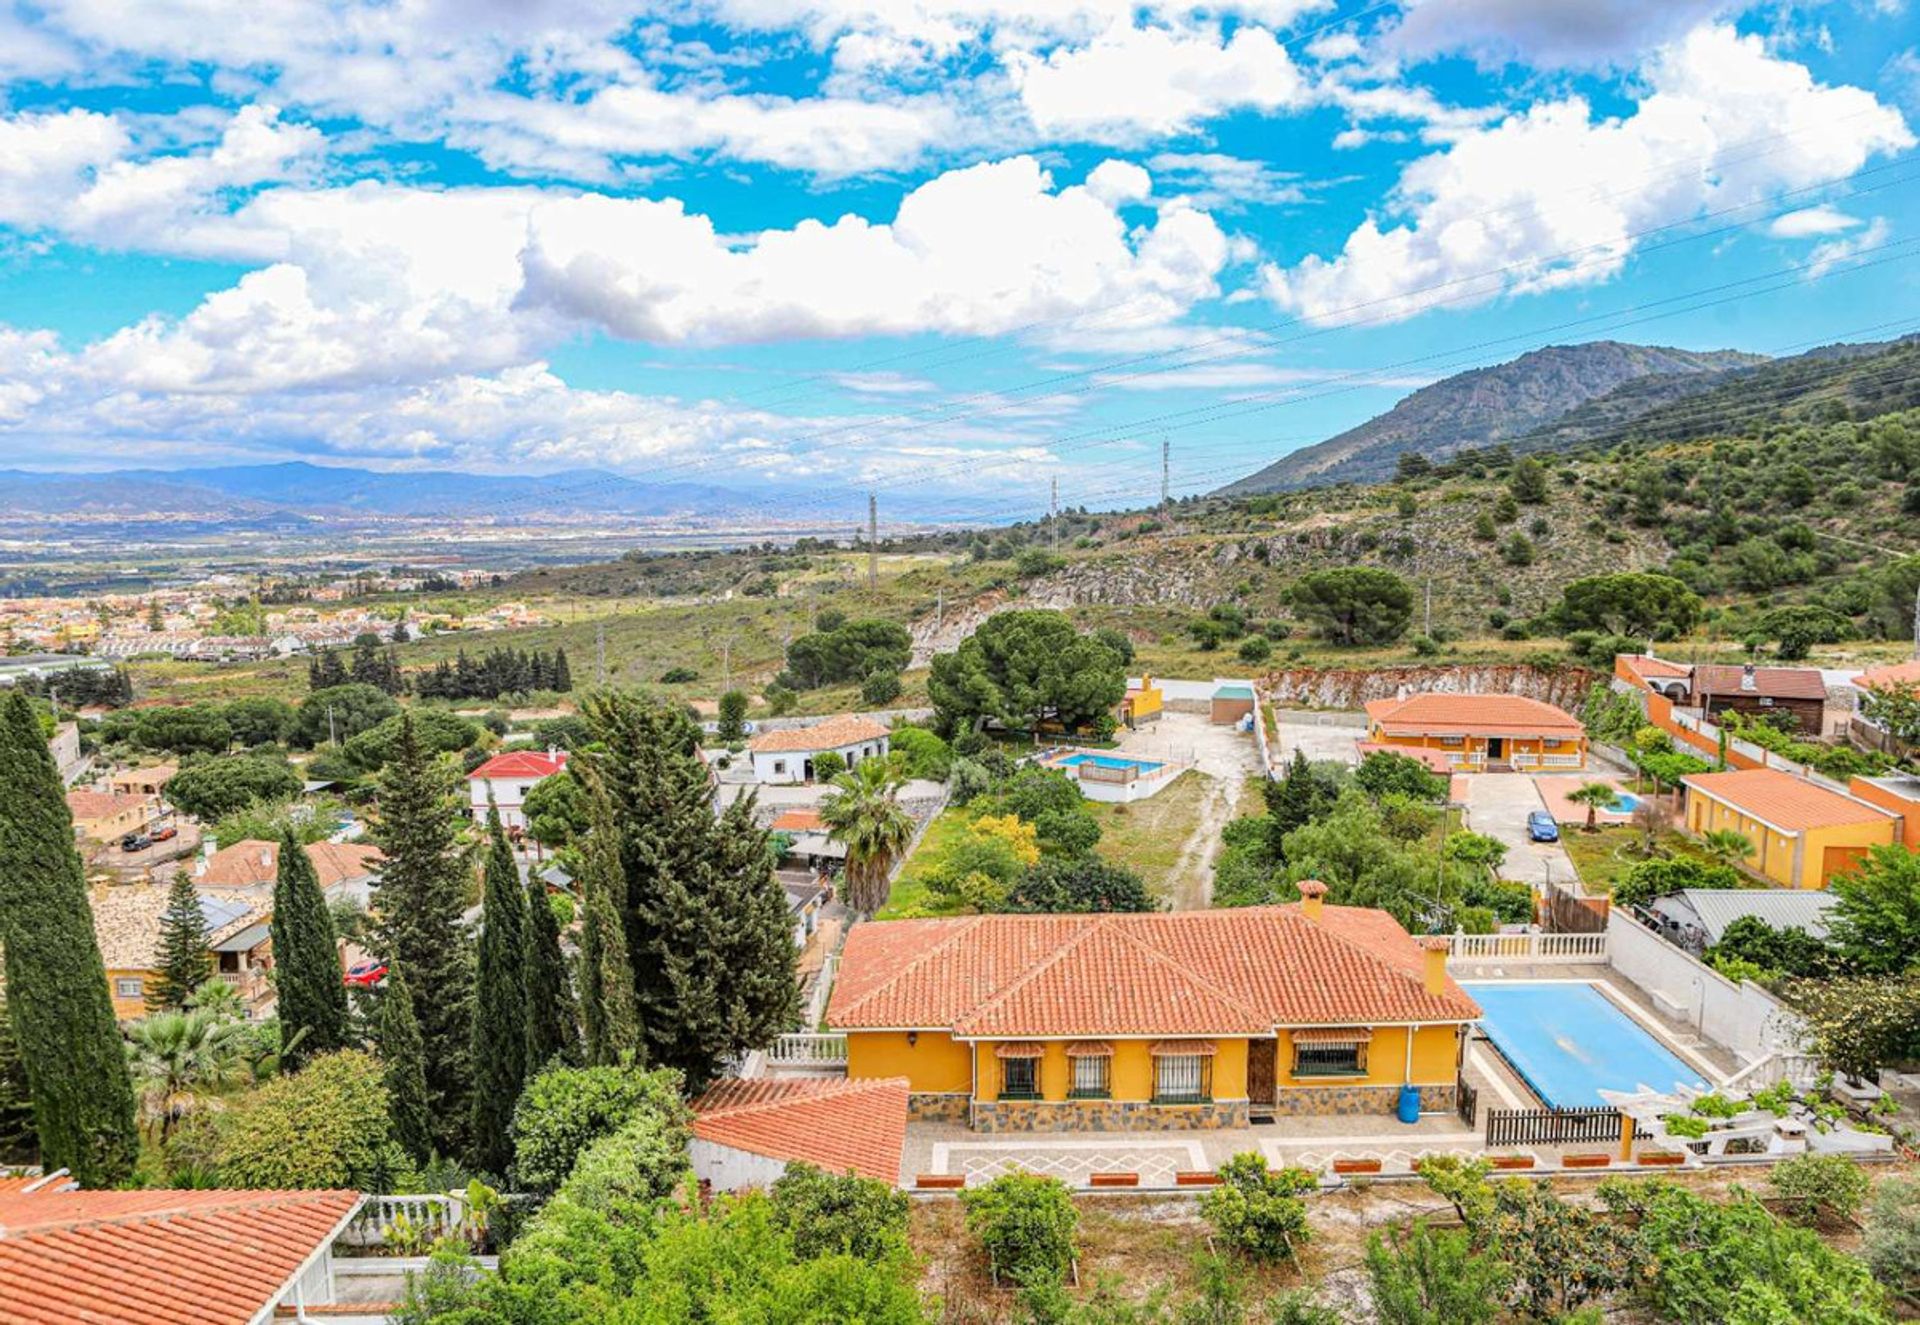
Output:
[1396, 1085, 1421, 1124]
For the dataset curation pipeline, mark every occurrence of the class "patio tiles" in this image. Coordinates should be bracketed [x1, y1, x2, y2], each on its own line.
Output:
[1536, 775, 1634, 825]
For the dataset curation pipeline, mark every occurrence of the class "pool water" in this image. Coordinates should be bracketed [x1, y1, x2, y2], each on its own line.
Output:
[1463, 981, 1707, 1109]
[1609, 791, 1643, 814]
[1059, 753, 1165, 773]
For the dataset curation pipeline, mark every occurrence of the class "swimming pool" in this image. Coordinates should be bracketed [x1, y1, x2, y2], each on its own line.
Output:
[1059, 753, 1165, 773]
[1463, 981, 1707, 1109]
[1609, 791, 1643, 815]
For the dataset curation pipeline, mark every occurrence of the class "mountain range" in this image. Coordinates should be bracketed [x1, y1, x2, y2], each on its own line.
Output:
[1217, 334, 1920, 494]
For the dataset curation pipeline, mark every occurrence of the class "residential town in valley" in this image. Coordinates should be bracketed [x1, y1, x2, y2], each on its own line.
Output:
[5, 4, 1920, 1322]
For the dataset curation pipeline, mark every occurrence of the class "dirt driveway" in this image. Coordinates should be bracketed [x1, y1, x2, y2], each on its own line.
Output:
[1113, 712, 1261, 910]
[1462, 773, 1577, 890]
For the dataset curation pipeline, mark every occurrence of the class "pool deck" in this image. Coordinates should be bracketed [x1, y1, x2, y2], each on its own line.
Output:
[1536, 775, 1637, 826]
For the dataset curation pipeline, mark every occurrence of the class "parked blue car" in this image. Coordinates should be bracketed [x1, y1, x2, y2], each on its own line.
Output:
[1526, 810, 1560, 843]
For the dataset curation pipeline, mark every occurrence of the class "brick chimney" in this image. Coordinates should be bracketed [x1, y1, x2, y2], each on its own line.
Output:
[1296, 879, 1327, 922]
[1418, 936, 1449, 995]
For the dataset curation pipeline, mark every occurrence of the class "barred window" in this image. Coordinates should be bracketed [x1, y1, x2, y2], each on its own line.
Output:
[1001, 1057, 1038, 1099]
[1070, 1055, 1109, 1098]
[1292, 1044, 1366, 1076]
[1154, 1055, 1209, 1103]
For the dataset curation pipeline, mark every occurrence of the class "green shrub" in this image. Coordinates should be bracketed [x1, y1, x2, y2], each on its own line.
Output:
[659, 666, 699, 683]
[510, 1063, 685, 1194]
[215, 1050, 404, 1189]
[960, 1172, 1079, 1286]
[1366, 1220, 1509, 1325]
[811, 751, 847, 781]
[1770, 1154, 1872, 1227]
[860, 670, 903, 706]
[1237, 635, 1273, 664]
[1199, 1152, 1314, 1262]
[1865, 1174, 1920, 1299]
[769, 1162, 911, 1262]
[549, 1101, 693, 1222]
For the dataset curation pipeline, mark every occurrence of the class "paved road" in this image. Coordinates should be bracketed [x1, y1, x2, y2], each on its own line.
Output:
[1463, 773, 1577, 890]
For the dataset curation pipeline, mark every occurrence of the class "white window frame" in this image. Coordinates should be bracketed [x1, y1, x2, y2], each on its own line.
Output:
[115, 978, 143, 999]
[1070, 1055, 1109, 1098]
[1154, 1054, 1208, 1103]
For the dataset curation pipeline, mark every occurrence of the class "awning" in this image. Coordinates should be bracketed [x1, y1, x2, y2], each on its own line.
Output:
[1148, 1039, 1217, 1057]
[1289, 1027, 1374, 1046]
[993, 1042, 1045, 1059]
[1064, 1041, 1114, 1058]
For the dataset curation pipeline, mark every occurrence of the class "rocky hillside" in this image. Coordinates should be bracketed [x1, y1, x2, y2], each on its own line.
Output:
[1216, 340, 1765, 494]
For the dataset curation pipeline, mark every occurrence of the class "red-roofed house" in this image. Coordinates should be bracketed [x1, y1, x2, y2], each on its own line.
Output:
[467, 749, 569, 829]
[827, 884, 1479, 1131]
[1363, 693, 1586, 771]
[691, 1076, 910, 1190]
[0, 1185, 362, 1325]
[1687, 663, 1827, 735]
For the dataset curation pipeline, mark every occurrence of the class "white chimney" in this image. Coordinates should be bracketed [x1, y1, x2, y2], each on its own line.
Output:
[1741, 663, 1757, 692]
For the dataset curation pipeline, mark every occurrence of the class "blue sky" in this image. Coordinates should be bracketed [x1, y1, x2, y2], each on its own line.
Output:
[0, 0, 1915, 523]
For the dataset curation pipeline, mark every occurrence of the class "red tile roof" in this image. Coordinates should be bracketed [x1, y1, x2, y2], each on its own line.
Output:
[1364, 694, 1584, 739]
[0, 1187, 359, 1325]
[64, 790, 149, 822]
[692, 1077, 909, 1184]
[1682, 768, 1896, 832]
[468, 750, 569, 781]
[769, 809, 827, 832]
[199, 840, 383, 890]
[1853, 660, 1920, 690]
[1622, 654, 1692, 680]
[828, 907, 1479, 1036]
[749, 716, 889, 755]
[1691, 665, 1827, 702]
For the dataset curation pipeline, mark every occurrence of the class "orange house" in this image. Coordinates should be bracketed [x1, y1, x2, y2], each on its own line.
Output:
[1364, 693, 1587, 772]
[1682, 768, 1898, 890]
[827, 884, 1480, 1131]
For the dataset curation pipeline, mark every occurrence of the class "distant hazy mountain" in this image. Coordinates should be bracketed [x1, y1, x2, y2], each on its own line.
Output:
[0, 461, 832, 521]
[1215, 341, 1767, 494]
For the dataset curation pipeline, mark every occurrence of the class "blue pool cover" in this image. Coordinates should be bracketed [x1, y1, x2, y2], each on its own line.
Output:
[1462, 981, 1707, 1108]
[1059, 753, 1164, 772]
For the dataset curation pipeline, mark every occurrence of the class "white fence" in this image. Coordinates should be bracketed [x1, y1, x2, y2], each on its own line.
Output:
[1509, 753, 1584, 770]
[1606, 910, 1807, 1065]
[1443, 932, 1609, 962]
[340, 1195, 466, 1249]
[768, 1033, 848, 1068]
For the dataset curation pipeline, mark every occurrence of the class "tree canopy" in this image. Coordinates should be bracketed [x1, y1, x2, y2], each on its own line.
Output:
[927, 609, 1126, 734]
[1287, 568, 1414, 645]
[162, 754, 304, 821]
[1553, 572, 1702, 638]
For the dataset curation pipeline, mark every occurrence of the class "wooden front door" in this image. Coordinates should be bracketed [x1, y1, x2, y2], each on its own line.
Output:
[1247, 1039, 1277, 1107]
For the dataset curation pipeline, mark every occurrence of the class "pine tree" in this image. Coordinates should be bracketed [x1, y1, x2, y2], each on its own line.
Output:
[577, 768, 640, 1066]
[523, 864, 579, 1072]
[551, 648, 572, 692]
[468, 806, 530, 1175]
[583, 691, 799, 1090]
[148, 869, 211, 1011]
[378, 967, 433, 1166]
[1261, 749, 1330, 862]
[368, 712, 475, 1155]
[270, 828, 348, 1070]
[0, 690, 138, 1186]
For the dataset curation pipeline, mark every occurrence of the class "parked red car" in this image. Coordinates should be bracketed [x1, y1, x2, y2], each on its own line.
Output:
[149, 824, 178, 843]
[344, 959, 388, 987]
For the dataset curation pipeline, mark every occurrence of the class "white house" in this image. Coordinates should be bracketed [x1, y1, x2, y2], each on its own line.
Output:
[689, 1076, 909, 1192]
[467, 749, 569, 830]
[748, 715, 890, 785]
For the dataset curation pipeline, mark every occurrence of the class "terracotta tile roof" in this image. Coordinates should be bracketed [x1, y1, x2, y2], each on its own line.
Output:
[1691, 665, 1827, 702]
[199, 841, 383, 890]
[1365, 693, 1584, 739]
[1682, 768, 1896, 832]
[1853, 660, 1920, 690]
[692, 1077, 908, 1184]
[828, 907, 1479, 1036]
[0, 1187, 360, 1325]
[89, 884, 265, 971]
[468, 750, 569, 781]
[749, 716, 889, 755]
[1623, 654, 1692, 679]
[769, 808, 826, 832]
[64, 790, 149, 823]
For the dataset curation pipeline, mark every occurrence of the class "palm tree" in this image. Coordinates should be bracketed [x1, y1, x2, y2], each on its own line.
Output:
[124, 1007, 248, 1141]
[820, 758, 916, 917]
[1565, 782, 1620, 833]
[1700, 828, 1755, 868]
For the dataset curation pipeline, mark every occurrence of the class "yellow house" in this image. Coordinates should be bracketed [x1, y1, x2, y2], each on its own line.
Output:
[65, 789, 154, 844]
[1364, 693, 1587, 771]
[89, 883, 271, 1019]
[1119, 674, 1164, 728]
[1681, 768, 1899, 890]
[827, 883, 1480, 1131]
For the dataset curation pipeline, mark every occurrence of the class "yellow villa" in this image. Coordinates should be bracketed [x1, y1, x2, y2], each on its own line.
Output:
[1363, 693, 1587, 771]
[826, 883, 1480, 1132]
[1681, 768, 1899, 890]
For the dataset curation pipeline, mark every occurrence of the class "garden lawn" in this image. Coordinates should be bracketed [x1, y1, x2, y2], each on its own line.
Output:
[876, 808, 976, 920]
[1562, 827, 1704, 894]
[1085, 771, 1210, 901]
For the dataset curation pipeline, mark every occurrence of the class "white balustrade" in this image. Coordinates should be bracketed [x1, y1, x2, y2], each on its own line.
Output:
[768, 1033, 849, 1066]
[1442, 932, 1609, 963]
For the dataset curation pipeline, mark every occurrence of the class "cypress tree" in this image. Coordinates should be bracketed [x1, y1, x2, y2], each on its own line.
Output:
[1261, 749, 1331, 861]
[270, 828, 348, 1070]
[469, 806, 530, 1175]
[577, 769, 640, 1066]
[583, 691, 799, 1091]
[523, 863, 579, 1071]
[0, 690, 138, 1186]
[148, 868, 212, 1011]
[0, 991, 37, 1166]
[368, 712, 475, 1156]
[378, 967, 433, 1166]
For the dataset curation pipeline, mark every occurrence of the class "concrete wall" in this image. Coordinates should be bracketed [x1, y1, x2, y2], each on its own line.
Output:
[1607, 910, 1805, 1065]
[690, 1138, 790, 1192]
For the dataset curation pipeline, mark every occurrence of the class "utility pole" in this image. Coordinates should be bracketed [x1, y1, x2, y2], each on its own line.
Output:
[935, 588, 943, 635]
[1160, 437, 1171, 522]
[867, 493, 880, 592]
[722, 632, 735, 692]
[1912, 582, 1919, 658]
[326, 703, 336, 748]
[1050, 477, 1059, 552]
[1424, 578, 1433, 638]
[595, 619, 607, 687]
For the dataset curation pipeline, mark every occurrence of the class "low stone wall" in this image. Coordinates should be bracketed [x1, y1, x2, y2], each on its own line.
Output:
[969, 1098, 1250, 1133]
[909, 1093, 971, 1124]
[1263, 1083, 1456, 1117]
